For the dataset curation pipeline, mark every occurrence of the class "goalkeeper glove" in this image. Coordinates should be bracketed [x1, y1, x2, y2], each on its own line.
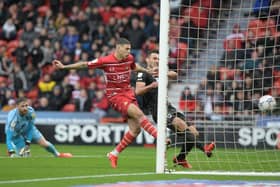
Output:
[19, 143, 31, 157]
[9, 150, 17, 158]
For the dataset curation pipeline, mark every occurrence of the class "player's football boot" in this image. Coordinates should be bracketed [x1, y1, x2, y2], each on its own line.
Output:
[107, 152, 118, 168]
[204, 142, 215, 157]
[58, 152, 73, 158]
[173, 157, 192, 168]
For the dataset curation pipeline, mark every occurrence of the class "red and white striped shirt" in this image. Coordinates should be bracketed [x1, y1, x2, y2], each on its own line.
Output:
[87, 53, 136, 97]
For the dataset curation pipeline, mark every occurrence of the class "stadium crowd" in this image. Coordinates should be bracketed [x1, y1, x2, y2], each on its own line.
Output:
[179, 0, 280, 118]
[0, 0, 165, 119]
[0, 0, 279, 121]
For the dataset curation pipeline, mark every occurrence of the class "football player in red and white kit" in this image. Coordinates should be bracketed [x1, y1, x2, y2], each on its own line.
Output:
[53, 38, 157, 168]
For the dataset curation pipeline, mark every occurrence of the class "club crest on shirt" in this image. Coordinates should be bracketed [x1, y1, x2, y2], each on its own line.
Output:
[10, 120, 16, 129]
[31, 113, 36, 119]
[109, 67, 115, 72]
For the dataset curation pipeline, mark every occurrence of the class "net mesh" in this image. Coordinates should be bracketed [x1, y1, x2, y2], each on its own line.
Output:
[166, 0, 280, 173]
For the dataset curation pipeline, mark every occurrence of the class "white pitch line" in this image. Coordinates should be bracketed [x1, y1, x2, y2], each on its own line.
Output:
[0, 155, 147, 159]
[0, 172, 155, 184]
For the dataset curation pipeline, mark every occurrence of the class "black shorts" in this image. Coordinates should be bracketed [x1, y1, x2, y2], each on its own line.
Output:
[151, 103, 186, 131]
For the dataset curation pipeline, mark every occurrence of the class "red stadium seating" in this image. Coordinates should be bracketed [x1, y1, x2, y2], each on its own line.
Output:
[179, 100, 197, 112]
[61, 104, 76, 112]
[37, 5, 49, 17]
[0, 40, 7, 46]
[26, 88, 39, 100]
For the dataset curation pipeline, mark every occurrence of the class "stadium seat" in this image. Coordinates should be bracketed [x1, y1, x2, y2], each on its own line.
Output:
[26, 88, 39, 100]
[0, 76, 7, 83]
[7, 40, 19, 49]
[61, 104, 76, 112]
[37, 6, 49, 17]
[0, 40, 7, 47]
[179, 100, 197, 112]
[111, 6, 125, 19]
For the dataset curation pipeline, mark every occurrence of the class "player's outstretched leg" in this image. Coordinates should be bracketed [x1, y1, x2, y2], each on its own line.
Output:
[107, 131, 136, 168]
[37, 137, 72, 158]
[139, 116, 157, 138]
[173, 131, 195, 168]
[45, 141, 73, 158]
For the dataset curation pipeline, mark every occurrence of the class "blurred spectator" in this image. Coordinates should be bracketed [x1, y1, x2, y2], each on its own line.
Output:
[180, 14, 197, 51]
[72, 82, 81, 100]
[59, 76, 74, 105]
[36, 96, 51, 111]
[74, 42, 82, 61]
[53, 26, 67, 44]
[38, 74, 56, 98]
[1, 18, 16, 41]
[73, 11, 89, 35]
[256, 29, 275, 57]
[9, 64, 28, 94]
[55, 12, 68, 29]
[87, 81, 97, 100]
[38, 28, 49, 44]
[91, 89, 109, 120]
[92, 25, 110, 48]
[40, 39, 54, 68]
[233, 90, 252, 115]
[79, 33, 91, 52]
[0, 0, 7, 26]
[198, 86, 214, 117]
[13, 40, 29, 70]
[74, 88, 92, 112]
[0, 55, 13, 77]
[88, 7, 102, 35]
[30, 38, 44, 68]
[180, 86, 194, 100]
[206, 65, 220, 89]
[67, 69, 80, 87]
[21, 21, 39, 49]
[53, 41, 65, 60]
[1, 98, 16, 111]
[0, 82, 7, 107]
[252, 0, 270, 16]
[144, 13, 160, 42]
[21, 1, 38, 23]
[124, 17, 146, 61]
[49, 85, 65, 111]
[243, 50, 261, 71]
[62, 26, 79, 54]
[225, 24, 245, 41]
[34, 16, 44, 33]
[24, 63, 40, 90]
[0, 87, 12, 108]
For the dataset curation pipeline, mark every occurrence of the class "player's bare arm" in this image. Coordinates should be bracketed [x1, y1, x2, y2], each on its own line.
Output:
[135, 81, 158, 96]
[134, 64, 158, 76]
[134, 64, 149, 73]
[168, 71, 178, 80]
[52, 59, 88, 70]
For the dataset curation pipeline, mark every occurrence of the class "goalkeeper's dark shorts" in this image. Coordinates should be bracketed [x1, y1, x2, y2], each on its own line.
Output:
[151, 103, 186, 131]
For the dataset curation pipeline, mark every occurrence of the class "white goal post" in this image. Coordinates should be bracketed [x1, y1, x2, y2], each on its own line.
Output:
[156, 0, 170, 174]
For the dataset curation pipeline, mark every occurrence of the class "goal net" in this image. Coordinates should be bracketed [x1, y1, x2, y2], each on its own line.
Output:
[158, 0, 280, 175]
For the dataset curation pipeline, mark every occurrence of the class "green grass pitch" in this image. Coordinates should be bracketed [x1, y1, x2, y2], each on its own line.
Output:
[0, 143, 279, 187]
